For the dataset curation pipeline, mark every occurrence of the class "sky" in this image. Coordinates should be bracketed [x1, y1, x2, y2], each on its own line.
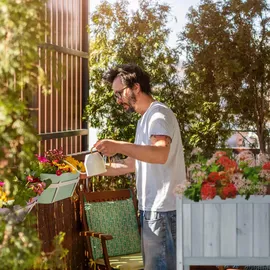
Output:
[89, 0, 201, 48]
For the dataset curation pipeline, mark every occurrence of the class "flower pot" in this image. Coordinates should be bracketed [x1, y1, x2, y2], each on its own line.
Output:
[177, 196, 270, 269]
[38, 172, 80, 204]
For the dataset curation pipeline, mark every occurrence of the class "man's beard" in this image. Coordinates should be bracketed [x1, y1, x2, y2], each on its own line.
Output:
[122, 92, 136, 113]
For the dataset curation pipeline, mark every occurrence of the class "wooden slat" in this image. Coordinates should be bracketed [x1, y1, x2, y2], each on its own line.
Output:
[191, 203, 204, 257]
[220, 204, 236, 257]
[237, 203, 253, 257]
[83, 189, 132, 202]
[183, 204, 191, 257]
[253, 203, 269, 257]
[204, 204, 220, 257]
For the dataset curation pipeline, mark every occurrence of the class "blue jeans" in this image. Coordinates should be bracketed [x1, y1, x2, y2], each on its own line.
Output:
[140, 210, 176, 270]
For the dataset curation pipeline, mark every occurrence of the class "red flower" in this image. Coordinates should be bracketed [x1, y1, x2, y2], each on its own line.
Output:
[217, 156, 237, 172]
[201, 182, 217, 200]
[208, 172, 226, 183]
[262, 162, 270, 170]
[56, 169, 62, 176]
[219, 183, 237, 199]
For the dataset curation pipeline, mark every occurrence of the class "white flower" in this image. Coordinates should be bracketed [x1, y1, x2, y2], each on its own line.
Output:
[174, 180, 191, 197]
[190, 147, 203, 156]
[188, 163, 201, 171]
[257, 152, 270, 166]
[231, 173, 245, 189]
[206, 156, 217, 166]
[236, 150, 256, 167]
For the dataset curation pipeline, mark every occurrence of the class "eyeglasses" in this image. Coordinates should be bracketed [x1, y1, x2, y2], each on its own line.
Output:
[114, 86, 128, 100]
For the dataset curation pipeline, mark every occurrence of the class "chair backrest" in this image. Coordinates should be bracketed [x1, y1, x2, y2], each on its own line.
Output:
[79, 187, 141, 261]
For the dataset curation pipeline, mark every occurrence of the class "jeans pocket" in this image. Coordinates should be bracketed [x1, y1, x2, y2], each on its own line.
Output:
[143, 212, 166, 238]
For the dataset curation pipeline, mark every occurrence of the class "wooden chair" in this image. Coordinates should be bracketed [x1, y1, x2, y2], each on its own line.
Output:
[79, 186, 143, 270]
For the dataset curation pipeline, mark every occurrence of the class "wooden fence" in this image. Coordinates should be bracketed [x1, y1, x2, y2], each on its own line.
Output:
[33, 177, 89, 270]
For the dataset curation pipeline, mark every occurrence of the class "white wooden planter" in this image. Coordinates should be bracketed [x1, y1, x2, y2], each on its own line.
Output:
[177, 196, 270, 269]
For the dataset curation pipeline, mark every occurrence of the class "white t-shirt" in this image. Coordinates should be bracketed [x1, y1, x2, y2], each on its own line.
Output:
[135, 101, 186, 211]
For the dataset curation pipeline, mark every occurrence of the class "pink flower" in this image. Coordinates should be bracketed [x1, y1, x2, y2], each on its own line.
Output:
[26, 175, 34, 182]
[37, 156, 49, 163]
[0, 182, 4, 187]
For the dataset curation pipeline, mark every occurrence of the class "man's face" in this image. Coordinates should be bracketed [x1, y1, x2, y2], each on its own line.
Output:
[112, 76, 137, 113]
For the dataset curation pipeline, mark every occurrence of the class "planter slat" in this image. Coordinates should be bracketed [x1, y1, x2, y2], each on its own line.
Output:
[254, 203, 269, 257]
[220, 204, 236, 257]
[237, 203, 253, 257]
[204, 204, 220, 257]
[191, 204, 204, 257]
[183, 204, 191, 257]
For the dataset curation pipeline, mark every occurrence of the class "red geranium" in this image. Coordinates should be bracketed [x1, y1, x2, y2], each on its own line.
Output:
[208, 172, 226, 183]
[217, 156, 237, 172]
[262, 162, 270, 170]
[201, 182, 217, 200]
[219, 183, 237, 199]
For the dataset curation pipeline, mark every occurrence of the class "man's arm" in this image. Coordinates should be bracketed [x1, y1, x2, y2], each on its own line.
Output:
[101, 157, 135, 176]
[94, 135, 171, 164]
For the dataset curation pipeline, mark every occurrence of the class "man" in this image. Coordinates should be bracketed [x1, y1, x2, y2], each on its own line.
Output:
[94, 63, 186, 270]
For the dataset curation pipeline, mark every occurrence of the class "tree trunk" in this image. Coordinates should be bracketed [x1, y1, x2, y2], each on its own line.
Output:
[257, 126, 266, 153]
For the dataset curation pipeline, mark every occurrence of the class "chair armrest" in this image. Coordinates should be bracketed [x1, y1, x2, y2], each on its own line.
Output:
[79, 230, 113, 240]
[80, 230, 113, 270]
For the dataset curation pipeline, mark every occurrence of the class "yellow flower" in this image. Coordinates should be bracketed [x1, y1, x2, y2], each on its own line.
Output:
[65, 156, 85, 173]
[0, 187, 8, 203]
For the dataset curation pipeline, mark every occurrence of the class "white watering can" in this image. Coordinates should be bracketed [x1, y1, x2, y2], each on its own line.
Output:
[84, 148, 109, 177]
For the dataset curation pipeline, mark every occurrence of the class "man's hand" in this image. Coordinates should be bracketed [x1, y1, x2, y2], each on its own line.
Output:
[94, 139, 120, 157]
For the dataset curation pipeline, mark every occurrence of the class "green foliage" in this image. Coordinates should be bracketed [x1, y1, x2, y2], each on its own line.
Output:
[85, 0, 181, 140]
[84, 0, 188, 189]
[0, 215, 41, 270]
[0, 1, 68, 269]
[178, 0, 270, 153]
[0, 0, 45, 202]
[85, 0, 233, 177]
[34, 232, 69, 270]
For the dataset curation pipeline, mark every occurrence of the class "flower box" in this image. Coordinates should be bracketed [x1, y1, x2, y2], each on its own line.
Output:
[176, 195, 270, 270]
[37, 172, 80, 204]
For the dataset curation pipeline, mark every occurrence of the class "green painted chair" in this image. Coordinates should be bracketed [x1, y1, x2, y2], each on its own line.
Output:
[79, 187, 143, 270]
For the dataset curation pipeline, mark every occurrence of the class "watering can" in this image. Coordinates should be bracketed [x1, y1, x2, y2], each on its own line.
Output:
[84, 148, 108, 177]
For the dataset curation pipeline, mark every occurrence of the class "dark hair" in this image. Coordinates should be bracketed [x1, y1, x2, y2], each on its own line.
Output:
[103, 63, 152, 95]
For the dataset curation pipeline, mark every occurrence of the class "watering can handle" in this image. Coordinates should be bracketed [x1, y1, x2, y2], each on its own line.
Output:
[90, 147, 111, 167]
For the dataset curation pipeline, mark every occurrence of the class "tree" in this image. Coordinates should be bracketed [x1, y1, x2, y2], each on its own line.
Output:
[85, 0, 233, 164]
[178, 0, 270, 153]
[85, 0, 182, 141]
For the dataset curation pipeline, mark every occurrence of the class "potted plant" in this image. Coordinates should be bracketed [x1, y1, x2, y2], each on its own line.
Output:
[174, 149, 270, 269]
[32, 148, 85, 204]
